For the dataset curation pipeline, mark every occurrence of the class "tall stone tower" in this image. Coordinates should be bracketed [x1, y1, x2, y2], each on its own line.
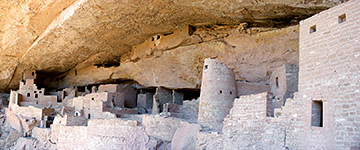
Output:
[198, 58, 237, 130]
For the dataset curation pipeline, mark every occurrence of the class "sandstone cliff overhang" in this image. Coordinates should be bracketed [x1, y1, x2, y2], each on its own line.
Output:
[0, 0, 340, 91]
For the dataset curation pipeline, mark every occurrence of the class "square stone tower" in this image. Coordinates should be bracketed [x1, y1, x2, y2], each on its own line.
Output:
[299, 0, 360, 148]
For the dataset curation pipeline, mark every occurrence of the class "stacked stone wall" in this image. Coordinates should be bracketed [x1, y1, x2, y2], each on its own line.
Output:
[198, 58, 236, 130]
[50, 118, 159, 150]
[56, 125, 87, 150]
[222, 92, 284, 149]
[299, 0, 360, 149]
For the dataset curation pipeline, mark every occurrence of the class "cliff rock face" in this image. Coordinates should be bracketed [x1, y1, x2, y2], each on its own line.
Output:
[56, 25, 299, 89]
[0, 0, 340, 91]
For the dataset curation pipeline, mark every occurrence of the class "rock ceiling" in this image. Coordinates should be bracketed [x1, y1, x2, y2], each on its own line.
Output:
[0, 0, 341, 91]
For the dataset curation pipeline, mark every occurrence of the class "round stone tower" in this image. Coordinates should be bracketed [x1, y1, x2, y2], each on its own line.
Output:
[198, 58, 236, 130]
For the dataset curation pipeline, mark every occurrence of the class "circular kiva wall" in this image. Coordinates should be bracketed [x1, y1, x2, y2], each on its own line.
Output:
[198, 58, 236, 130]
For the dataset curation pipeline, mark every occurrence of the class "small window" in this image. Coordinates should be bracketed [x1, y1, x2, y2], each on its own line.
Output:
[311, 100, 323, 127]
[275, 77, 279, 88]
[310, 25, 316, 33]
[219, 90, 222, 94]
[27, 93, 30, 97]
[204, 65, 208, 69]
[75, 70, 77, 76]
[35, 94, 38, 98]
[230, 91, 232, 95]
[88, 114, 91, 119]
[338, 14, 346, 23]
[32, 72, 34, 76]
[92, 98, 94, 100]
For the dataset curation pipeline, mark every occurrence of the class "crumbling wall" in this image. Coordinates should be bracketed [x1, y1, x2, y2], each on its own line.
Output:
[137, 93, 153, 113]
[283, 64, 298, 103]
[56, 125, 87, 150]
[222, 92, 284, 149]
[270, 64, 298, 108]
[226, 92, 272, 119]
[86, 119, 158, 150]
[198, 58, 236, 130]
[152, 87, 172, 114]
[51, 118, 146, 150]
[170, 99, 199, 122]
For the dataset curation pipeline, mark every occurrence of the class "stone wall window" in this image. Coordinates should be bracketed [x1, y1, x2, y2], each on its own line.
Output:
[310, 25, 316, 33]
[338, 14, 346, 23]
[275, 77, 279, 88]
[27, 93, 30, 97]
[311, 100, 323, 127]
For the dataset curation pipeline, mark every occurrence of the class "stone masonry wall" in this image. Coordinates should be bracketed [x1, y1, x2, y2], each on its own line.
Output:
[51, 118, 158, 150]
[198, 58, 236, 131]
[222, 92, 284, 150]
[86, 119, 158, 150]
[220, 1, 360, 149]
[56, 125, 87, 150]
[299, 0, 360, 149]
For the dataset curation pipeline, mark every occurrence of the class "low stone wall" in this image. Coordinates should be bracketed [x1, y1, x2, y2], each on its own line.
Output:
[10, 105, 43, 120]
[221, 92, 282, 149]
[49, 118, 159, 150]
[56, 125, 87, 150]
[87, 119, 157, 150]
[227, 92, 272, 119]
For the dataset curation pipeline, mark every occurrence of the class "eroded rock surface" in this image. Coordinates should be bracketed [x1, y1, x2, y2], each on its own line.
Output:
[53, 25, 299, 89]
[0, 0, 341, 91]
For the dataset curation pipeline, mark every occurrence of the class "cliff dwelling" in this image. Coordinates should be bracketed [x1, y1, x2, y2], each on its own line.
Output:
[0, 0, 359, 149]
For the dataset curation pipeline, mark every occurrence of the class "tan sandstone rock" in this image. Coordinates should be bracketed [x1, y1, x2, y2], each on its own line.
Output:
[0, 0, 339, 91]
